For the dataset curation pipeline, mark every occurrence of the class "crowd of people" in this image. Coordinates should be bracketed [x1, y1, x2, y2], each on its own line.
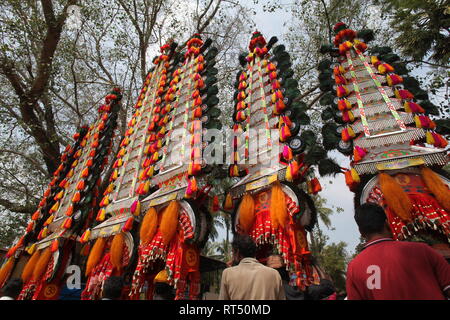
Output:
[1, 203, 449, 300]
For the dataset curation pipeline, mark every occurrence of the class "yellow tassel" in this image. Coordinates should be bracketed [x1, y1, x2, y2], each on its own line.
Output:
[49, 201, 59, 213]
[0, 257, 15, 287]
[350, 168, 360, 183]
[80, 229, 91, 243]
[421, 167, 450, 211]
[426, 131, 435, 145]
[348, 126, 355, 138]
[379, 173, 412, 222]
[110, 233, 125, 272]
[85, 237, 106, 276]
[140, 207, 158, 245]
[32, 247, 52, 281]
[26, 243, 37, 255]
[285, 164, 293, 182]
[270, 182, 288, 229]
[224, 193, 233, 211]
[238, 194, 255, 233]
[22, 250, 41, 282]
[45, 214, 55, 226]
[160, 201, 180, 245]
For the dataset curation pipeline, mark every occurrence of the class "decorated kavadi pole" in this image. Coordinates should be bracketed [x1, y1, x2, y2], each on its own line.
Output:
[0, 89, 123, 300]
[80, 42, 180, 300]
[318, 22, 449, 243]
[129, 34, 220, 300]
[224, 31, 326, 290]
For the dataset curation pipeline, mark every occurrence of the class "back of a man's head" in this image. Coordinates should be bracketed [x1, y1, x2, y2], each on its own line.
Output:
[232, 234, 257, 258]
[102, 276, 124, 300]
[354, 203, 388, 237]
[2, 278, 23, 299]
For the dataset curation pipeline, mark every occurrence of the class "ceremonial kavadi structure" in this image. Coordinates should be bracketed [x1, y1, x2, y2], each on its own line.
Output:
[318, 22, 449, 243]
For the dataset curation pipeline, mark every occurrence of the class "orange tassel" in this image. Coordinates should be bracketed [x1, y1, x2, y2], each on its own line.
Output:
[270, 182, 288, 229]
[85, 237, 106, 276]
[22, 250, 41, 282]
[160, 201, 180, 245]
[140, 207, 158, 245]
[72, 191, 81, 203]
[0, 257, 15, 287]
[378, 173, 412, 222]
[110, 233, 125, 272]
[81, 168, 89, 178]
[76, 180, 85, 191]
[63, 217, 73, 229]
[421, 167, 450, 211]
[51, 239, 59, 252]
[224, 193, 233, 211]
[122, 216, 134, 232]
[32, 209, 41, 221]
[32, 247, 52, 281]
[238, 194, 255, 233]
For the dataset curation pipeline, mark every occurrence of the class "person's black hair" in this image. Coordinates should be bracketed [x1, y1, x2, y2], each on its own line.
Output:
[154, 282, 175, 300]
[232, 234, 256, 258]
[2, 278, 23, 299]
[275, 267, 290, 282]
[102, 276, 124, 300]
[354, 202, 387, 236]
[306, 279, 335, 300]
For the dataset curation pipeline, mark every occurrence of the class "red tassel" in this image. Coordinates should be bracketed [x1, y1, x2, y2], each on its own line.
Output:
[51, 239, 59, 252]
[122, 217, 134, 232]
[81, 167, 89, 178]
[63, 217, 73, 229]
[32, 210, 40, 221]
[65, 205, 74, 217]
[72, 191, 81, 203]
[76, 180, 85, 191]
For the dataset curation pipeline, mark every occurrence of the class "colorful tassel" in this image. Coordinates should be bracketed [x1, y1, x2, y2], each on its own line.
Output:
[224, 193, 234, 211]
[270, 182, 288, 229]
[336, 85, 350, 98]
[386, 74, 403, 86]
[0, 257, 15, 287]
[353, 146, 368, 162]
[378, 173, 412, 222]
[404, 101, 424, 113]
[76, 180, 85, 191]
[238, 194, 255, 233]
[160, 201, 179, 245]
[51, 239, 59, 252]
[32, 247, 52, 281]
[80, 229, 91, 244]
[62, 217, 73, 229]
[421, 167, 450, 211]
[85, 238, 106, 276]
[32, 209, 41, 221]
[395, 89, 414, 100]
[280, 125, 291, 142]
[22, 250, 41, 282]
[110, 233, 125, 272]
[65, 205, 74, 217]
[378, 63, 394, 74]
[96, 208, 106, 222]
[140, 207, 158, 245]
[128, 200, 140, 217]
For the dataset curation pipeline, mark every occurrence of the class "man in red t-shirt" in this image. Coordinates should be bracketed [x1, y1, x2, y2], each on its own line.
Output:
[346, 203, 450, 300]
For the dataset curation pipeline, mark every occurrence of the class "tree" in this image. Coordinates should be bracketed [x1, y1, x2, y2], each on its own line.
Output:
[376, 0, 450, 66]
[309, 225, 350, 293]
[0, 0, 254, 247]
